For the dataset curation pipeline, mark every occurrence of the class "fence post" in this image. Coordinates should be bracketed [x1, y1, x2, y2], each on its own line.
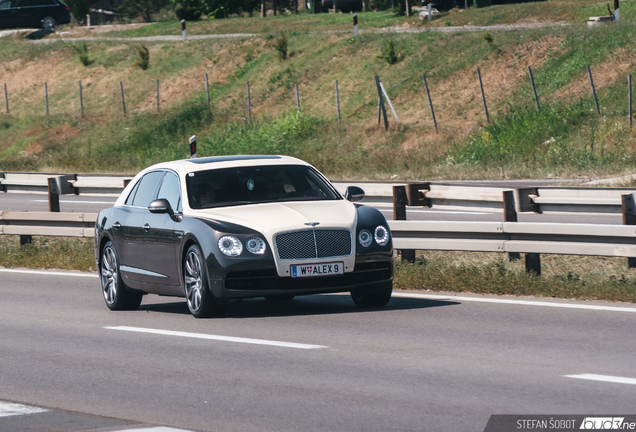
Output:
[156, 79, 160, 113]
[335, 80, 341, 124]
[629, 74, 632, 128]
[79, 80, 84, 118]
[375, 76, 388, 130]
[621, 193, 636, 268]
[477, 68, 490, 123]
[246, 81, 252, 123]
[353, 12, 358, 37]
[422, 73, 438, 132]
[295, 83, 301, 113]
[393, 185, 415, 263]
[503, 191, 520, 262]
[48, 177, 60, 213]
[587, 66, 600, 115]
[528, 67, 540, 112]
[4, 83, 8, 114]
[379, 81, 400, 124]
[45, 82, 49, 115]
[204, 73, 210, 112]
[120, 81, 126, 117]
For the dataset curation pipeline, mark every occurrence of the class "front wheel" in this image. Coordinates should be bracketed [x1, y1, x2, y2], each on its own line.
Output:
[184, 244, 227, 318]
[350, 282, 392, 308]
[100, 241, 143, 311]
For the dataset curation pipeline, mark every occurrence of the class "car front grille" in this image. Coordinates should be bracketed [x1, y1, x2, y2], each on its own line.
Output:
[275, 229, 352, 260]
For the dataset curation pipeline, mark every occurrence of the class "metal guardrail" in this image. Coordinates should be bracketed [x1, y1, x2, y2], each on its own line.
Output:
[0, 172, 132, 196]
[0, 211, 97, 238]
[2, 210, 636, 276]
[1, 173, 635, 214]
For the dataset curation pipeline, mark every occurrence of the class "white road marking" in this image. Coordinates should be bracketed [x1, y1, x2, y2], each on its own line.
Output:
[0, 268, 97, 278]
[563, 374, 636, 385]
[0, 402, 47, 418]
[392, 292, 636, 313]
[115, 428, 194, 432]
[32, 199, 115, 204]
[106, 326, 329, 350]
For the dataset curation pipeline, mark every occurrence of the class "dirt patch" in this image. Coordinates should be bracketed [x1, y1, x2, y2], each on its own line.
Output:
[550, 47, 635, 103]
[24, 124, 80, 154]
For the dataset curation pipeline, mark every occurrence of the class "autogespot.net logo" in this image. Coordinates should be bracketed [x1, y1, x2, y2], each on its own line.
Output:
[580, 418, 632, 430]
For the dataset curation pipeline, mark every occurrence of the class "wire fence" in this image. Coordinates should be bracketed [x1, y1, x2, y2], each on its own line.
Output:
[1, 65, 633, 130]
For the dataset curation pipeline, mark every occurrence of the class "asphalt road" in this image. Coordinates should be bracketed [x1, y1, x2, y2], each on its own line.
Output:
[1, 269, 635, 432]
[0, 192, 624, 224]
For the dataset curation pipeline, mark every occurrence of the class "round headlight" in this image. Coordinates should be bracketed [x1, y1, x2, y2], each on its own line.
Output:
[245, 236, 266, 255]
[218, 236, 243, 256]
[358, 229, 373, 248]
[374, 225, 389, 246]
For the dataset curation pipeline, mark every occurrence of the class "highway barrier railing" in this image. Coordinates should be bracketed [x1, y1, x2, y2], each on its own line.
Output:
[2, 172, 635, 215]
[2, 210, 636, 276]
[0, 212, 97, 243]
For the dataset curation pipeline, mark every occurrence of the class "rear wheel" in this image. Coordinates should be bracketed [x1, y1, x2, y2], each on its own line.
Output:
[41, 16, 55, 31]
[350, 282, 392, 307]
[184, 244, 227, 318]
[100, 241, 143, 311]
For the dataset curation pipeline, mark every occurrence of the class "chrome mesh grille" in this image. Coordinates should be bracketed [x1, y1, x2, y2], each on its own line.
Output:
[275, 229, 352, 260]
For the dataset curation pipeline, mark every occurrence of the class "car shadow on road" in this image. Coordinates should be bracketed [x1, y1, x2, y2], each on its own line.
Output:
[137, 293, 460, 318]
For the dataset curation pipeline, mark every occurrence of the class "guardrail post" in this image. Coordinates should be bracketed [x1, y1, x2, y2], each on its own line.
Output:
[20, 235, 32, 246]
[526, 253, 541, 276]
[405, 183, 429, 207]
[503, 191, 520, 261]
[48, 177, 60, 212]
[621, 193, 636, 268]
[393, 185, 414, 263]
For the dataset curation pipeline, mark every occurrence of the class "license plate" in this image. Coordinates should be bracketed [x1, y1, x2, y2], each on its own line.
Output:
[291, 262, 344, 278]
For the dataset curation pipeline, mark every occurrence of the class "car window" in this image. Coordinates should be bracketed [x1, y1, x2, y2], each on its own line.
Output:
[124, 179, 141, 206]
[186, 165, 340, 209]
[0, 0, 13, 9]
[157, 171, 181, 211]
[131, 171, 164, 208]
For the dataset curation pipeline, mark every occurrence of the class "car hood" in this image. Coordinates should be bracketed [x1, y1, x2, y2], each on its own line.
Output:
[188, 200, 357, 235]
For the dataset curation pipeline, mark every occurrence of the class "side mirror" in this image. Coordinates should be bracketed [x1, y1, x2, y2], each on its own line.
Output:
[344, 186, 365, 202]
[148, 198, 173, 216]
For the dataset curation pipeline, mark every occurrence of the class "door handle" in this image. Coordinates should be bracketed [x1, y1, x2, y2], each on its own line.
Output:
[143, 223, 150, 232]
[113, 222, 121, 230]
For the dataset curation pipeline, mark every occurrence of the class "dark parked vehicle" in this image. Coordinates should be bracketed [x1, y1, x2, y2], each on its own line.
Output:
[95, 155, 394, 318]
[0, 0, 70, 30]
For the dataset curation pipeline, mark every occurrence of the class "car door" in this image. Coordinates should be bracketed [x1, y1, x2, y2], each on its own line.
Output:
[0, 0, 18, 28]
[112, 170, 164, 286]
[143, 170, 182, 290]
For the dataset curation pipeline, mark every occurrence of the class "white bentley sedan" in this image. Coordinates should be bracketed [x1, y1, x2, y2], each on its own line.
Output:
[95, 155, 394, 318]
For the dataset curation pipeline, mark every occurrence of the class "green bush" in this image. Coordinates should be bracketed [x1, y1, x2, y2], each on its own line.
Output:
[69, 42, 93, 67]
[378, 38, 398, 65]
[273, 33, 288, 62]
[134, 44, 150, 70]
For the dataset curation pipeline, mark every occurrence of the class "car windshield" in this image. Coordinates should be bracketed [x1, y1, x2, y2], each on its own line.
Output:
[186, 164, 341, 209]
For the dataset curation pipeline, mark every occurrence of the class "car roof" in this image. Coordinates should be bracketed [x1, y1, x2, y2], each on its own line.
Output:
[138, 155, 312, 177]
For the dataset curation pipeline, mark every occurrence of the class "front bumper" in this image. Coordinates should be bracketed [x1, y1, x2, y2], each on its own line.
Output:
[212, 254, 393, 299]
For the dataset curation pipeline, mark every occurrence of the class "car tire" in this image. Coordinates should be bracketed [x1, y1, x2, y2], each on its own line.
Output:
[41, 16, 56, 31]
[100, 241, 143, 311]
[350, 282, 392, 308]
[184, 244, 227, 318]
